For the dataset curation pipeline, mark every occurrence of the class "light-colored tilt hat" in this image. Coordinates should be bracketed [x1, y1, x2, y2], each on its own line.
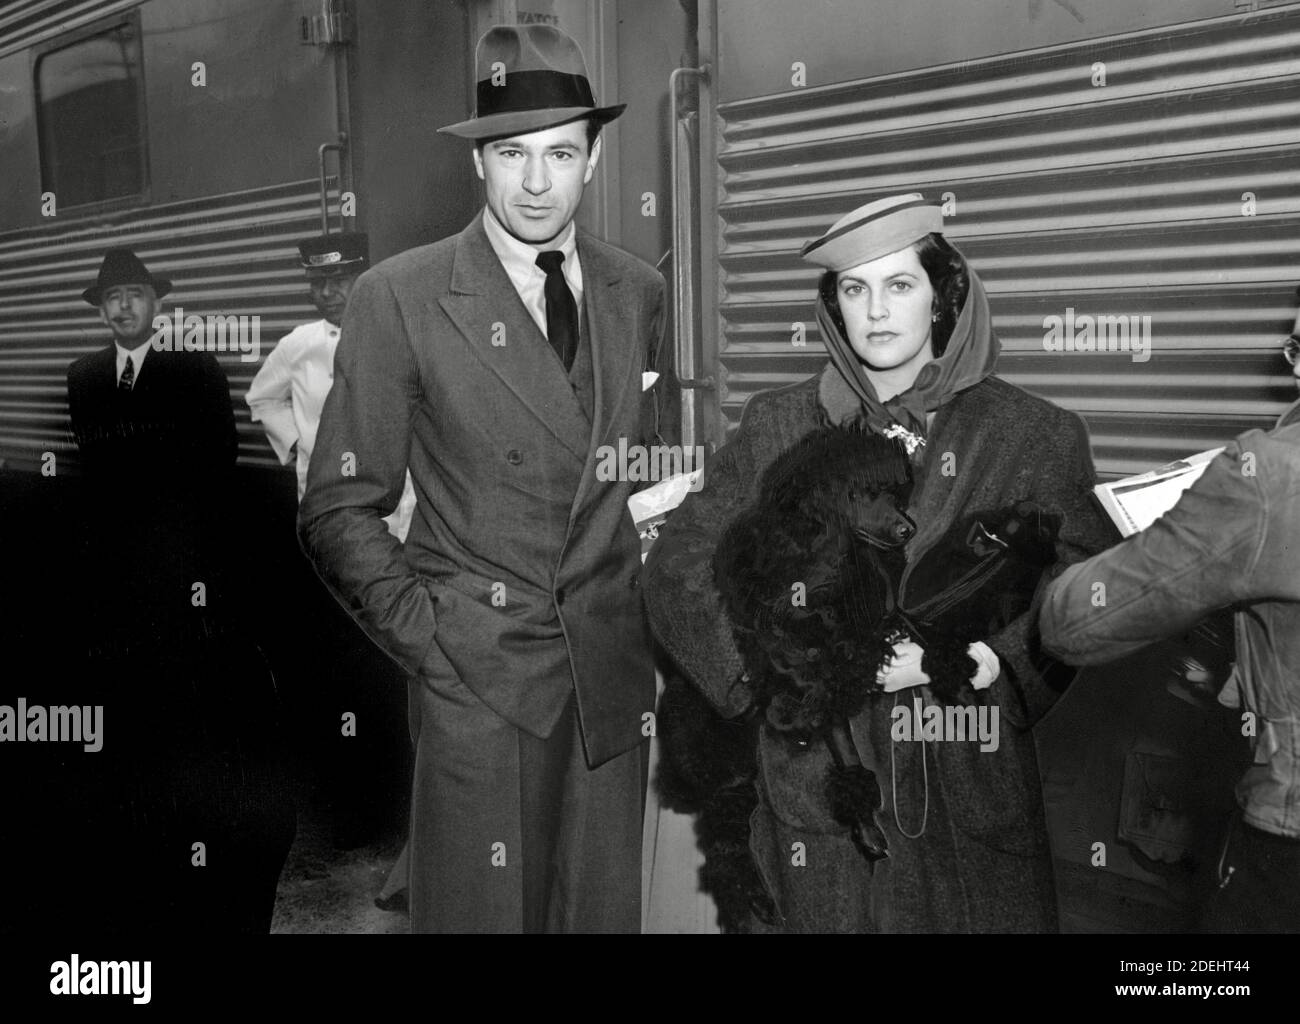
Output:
[439, 24, 626, 140]
[800, 193, 944, 272]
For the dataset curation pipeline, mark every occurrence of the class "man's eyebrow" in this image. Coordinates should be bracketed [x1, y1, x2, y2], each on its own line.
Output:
[487, 139, 579, 152]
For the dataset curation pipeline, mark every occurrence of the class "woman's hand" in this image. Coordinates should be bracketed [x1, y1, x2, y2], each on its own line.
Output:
[875, 640, 930, 692]
[965, 640, 1000, 690]
[874, 639, 1001, 692]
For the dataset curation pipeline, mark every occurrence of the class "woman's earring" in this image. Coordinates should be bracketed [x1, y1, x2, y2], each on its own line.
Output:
[931, 313, 940, 322]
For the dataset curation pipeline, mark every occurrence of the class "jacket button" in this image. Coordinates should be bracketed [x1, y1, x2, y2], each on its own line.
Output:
[629, 572, 639, 590]
[506, 448, 522, 465]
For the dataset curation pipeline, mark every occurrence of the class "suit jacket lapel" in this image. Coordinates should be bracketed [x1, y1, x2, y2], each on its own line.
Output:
[131, 347, 161, 397]
[93, 345, 117, 393]
[579, 231, 635, 454]
[438, 213, 590, 463]
[568, 234, 637, 519]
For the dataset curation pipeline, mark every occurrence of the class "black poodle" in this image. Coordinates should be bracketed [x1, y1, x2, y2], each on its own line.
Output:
[656, 423, 1061, 931]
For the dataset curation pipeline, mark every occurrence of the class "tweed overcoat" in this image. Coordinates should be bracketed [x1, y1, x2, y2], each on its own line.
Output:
[643, 366, 1117, 932]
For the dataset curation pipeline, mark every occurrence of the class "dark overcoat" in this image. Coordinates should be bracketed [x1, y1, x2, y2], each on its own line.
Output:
[643, 366, 1117, 932]
[64, 342, 291, 933]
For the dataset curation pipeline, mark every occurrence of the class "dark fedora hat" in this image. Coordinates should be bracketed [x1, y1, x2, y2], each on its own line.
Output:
[439, 24, 625, 140]
[298, 232, 369, 276]
[82, 248, 171, 306]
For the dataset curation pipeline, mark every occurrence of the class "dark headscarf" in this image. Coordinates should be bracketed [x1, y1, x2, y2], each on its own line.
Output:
[816, 255, 1001, 450]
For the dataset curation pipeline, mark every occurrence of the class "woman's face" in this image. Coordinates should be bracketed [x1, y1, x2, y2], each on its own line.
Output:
[836, 246, 935, 394]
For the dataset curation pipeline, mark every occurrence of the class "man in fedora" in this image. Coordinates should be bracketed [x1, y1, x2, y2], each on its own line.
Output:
[299, 25, 668, 932]
[247, 232, 415, 850]
[63, 248, 294, 932]
[68, 247, 237, 617]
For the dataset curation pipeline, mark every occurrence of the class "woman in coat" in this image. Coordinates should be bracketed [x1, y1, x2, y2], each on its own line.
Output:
[643, 193, 1117, 932]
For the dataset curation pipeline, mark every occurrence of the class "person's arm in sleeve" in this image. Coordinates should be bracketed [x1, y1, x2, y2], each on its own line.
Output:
[643, 394, 779, 718]
[983, 409, 1119, 726]
[298, 270, 438, 677]
[1039, 440, 1268, 666]
[245, 334, 300, 464]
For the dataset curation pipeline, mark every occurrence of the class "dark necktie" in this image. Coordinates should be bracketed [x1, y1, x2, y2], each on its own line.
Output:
[118, 354, 134, 392]
[535, 250, 577, 372]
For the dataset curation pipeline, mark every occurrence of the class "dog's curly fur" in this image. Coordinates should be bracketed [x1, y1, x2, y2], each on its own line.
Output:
[657, 424, 1063, 931]
[714, 425, 917, 738]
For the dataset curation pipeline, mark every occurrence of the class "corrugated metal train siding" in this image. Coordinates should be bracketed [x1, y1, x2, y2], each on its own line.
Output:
[0, 0, 140, 58]
[713, 6, 1300, 477]
[0, 179, 339, 470]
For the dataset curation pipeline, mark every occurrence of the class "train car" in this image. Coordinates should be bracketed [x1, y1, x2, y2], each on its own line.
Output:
[1, 0, 1296, 937]
[0, 0, 690, 477]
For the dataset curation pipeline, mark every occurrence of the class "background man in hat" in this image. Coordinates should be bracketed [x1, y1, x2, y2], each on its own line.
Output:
[63, 248, 294, 932]
[299, 25, 668, 932]
[68, 247, 236, 631]
[247, 233, 416, 540]
[247, 233, 416, 851]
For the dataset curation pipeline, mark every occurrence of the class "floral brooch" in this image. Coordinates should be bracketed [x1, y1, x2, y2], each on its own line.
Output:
[882, 423, 926, 456]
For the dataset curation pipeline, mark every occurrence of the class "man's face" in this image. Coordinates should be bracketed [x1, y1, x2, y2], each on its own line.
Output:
[472, 120, 600, 249]
[308, 271, 359, 326]
[99, 283, 160, 346]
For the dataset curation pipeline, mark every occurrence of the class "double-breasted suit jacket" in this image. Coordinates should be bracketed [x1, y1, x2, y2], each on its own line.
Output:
[299, 212, 666, 766]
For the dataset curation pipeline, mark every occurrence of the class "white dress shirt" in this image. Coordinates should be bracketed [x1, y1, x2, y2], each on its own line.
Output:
[481, 205, 584, 338]
[114, 336, 153, 389]
[246, 318, 416, 541]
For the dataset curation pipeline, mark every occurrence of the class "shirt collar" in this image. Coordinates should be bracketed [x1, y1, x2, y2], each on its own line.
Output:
[481, 205, 577, 280]
[115, 335, 153, 366]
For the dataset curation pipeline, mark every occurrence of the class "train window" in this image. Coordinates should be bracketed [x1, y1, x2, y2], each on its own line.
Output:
[34, 15, 147, 208]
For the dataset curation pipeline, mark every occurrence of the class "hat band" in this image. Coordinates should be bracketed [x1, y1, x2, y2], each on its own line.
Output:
[801, 201, 945, 272]
[803, 198, 938, 257]
[476, 69, 596, 118]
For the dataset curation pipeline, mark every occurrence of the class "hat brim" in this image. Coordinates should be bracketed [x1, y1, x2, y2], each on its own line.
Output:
[304, 262, 367, 278]
[82, 279, 172, 306]
[438, 104, 625, 140]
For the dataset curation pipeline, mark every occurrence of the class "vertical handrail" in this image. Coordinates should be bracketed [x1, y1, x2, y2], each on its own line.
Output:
[317, 138, 347, 235]
[669, 64, 713, 452]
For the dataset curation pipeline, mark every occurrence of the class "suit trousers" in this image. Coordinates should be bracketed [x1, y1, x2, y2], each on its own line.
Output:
[407, 641, 646, 933]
